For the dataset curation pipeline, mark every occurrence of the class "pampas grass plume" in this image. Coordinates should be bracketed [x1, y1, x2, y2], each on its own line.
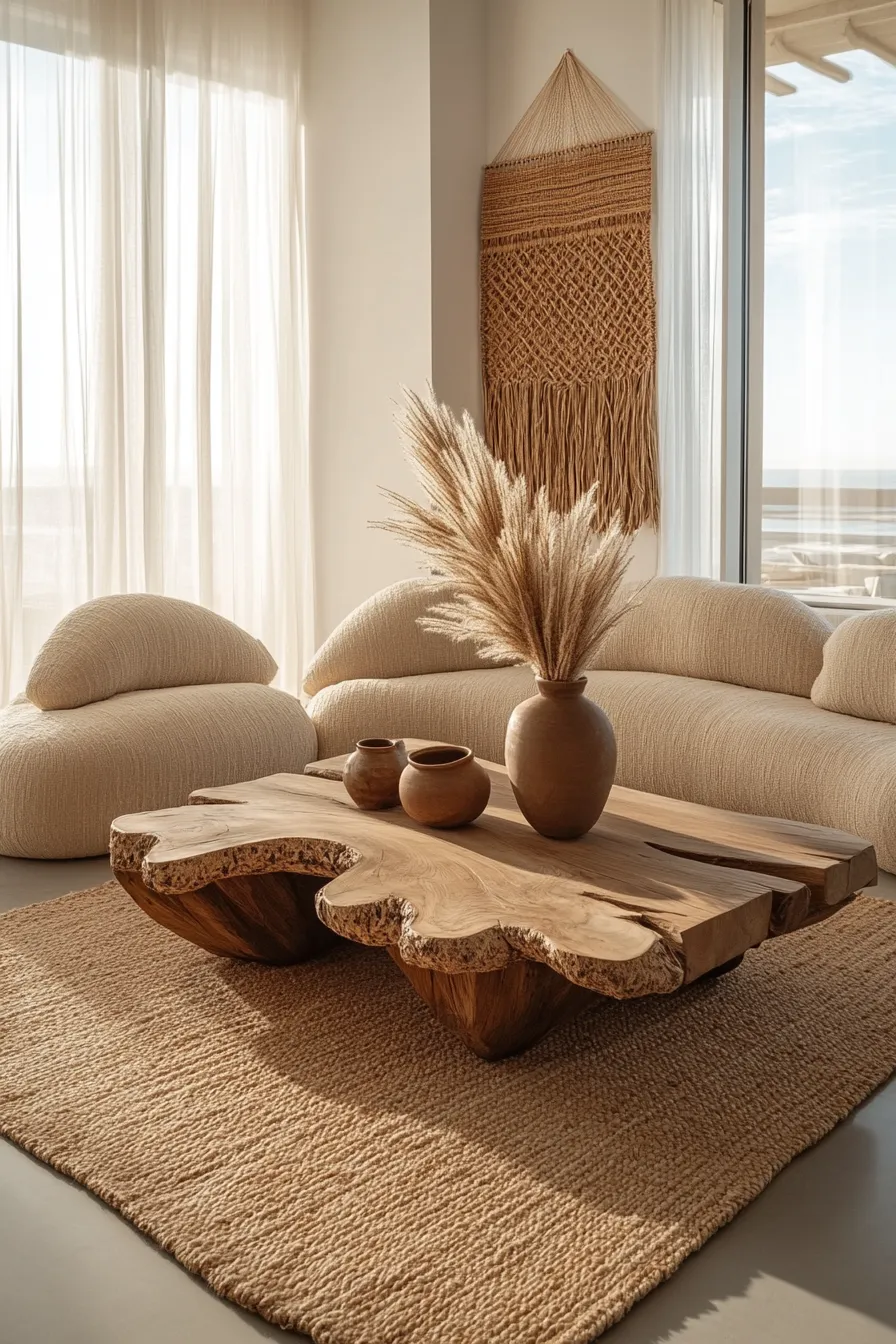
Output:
[375, 388, 636, 682]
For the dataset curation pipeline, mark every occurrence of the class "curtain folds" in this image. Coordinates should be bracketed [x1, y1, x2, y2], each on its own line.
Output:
[0, 0, 312, 704]
[657, 0, 724, 577]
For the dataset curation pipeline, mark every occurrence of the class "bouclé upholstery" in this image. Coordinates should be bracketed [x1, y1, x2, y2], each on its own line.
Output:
[594, 576, 830, 697]
[306, 577, 896, 872]
[311, 669, 536, 764]
[811, 608, 896, 724]
[0, 685, 317, 860]
[1, 595, 317, 859]
[27, 593, 277, 710]
[309, 667, 896, 869]
[302, 578, 514, 697]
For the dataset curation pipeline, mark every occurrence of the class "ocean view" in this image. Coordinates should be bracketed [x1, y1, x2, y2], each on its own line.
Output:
[761, 471, 896, 599]
[764, 470, 896, 490]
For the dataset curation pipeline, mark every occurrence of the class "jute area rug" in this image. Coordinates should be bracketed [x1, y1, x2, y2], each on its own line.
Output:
[2, 884, 895, 1344]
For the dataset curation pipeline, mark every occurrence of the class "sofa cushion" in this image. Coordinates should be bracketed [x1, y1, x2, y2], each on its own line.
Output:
[591, 577, 829, 697]
[303, 579, 516, 697]
[811, 609, 896, 723]
[309, 667, 537, 765]
[0, 683, 317, 859]
[588, 671, 894, 865]
[308, 666, 895, 870]
[26, 595, 278, 710]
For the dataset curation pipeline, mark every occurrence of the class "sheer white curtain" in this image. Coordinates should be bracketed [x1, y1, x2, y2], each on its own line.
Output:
[0, 0, 312, 704]
[657, 0, 724, 576]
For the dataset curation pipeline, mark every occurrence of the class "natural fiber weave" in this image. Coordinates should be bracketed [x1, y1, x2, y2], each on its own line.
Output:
[2, 884, 895, 1344]
[481, 55, 659, 528]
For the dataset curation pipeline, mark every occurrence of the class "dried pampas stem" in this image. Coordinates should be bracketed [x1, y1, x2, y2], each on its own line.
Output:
[376, 388, 636, 683]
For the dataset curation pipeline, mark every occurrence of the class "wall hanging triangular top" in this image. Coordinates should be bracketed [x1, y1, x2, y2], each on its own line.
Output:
[480, 50, 659, 531]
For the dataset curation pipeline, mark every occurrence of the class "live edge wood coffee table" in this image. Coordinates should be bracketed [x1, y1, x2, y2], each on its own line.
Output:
[110, 742, 877, 1060]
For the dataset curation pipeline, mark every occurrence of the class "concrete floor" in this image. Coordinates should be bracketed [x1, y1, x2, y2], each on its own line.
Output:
[1, 858, 895, 1344]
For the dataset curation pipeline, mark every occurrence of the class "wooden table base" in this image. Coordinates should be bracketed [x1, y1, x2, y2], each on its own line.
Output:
[390, 948, 597, 1060]
[113, 869, 337, 966]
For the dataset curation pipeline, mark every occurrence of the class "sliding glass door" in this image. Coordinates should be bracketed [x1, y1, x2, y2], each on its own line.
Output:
[757, 1, 896, 606]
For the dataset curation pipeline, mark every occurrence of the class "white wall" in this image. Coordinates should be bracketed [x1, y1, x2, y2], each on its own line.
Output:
[485, 0, 660, 156]
[305, 0, 433, 646]
[306, 0, 663, 644]
[306, 0, 489, 643]
[485, 0, 662, 585]
[430, 0, 487, 425]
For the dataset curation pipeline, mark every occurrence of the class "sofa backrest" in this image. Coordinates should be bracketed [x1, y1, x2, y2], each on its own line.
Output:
[811, 608, 896, 723]
[27, 594, 277, 710]
[303, 578, 515, 697]
[591, 577, 830, 698]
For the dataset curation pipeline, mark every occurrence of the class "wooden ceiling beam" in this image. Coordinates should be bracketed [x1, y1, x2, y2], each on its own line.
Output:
[771, 34, 853, 78]
[766, 70, 799, 93]
[767, 0, 896, 32]
[846, 16, 896, 63]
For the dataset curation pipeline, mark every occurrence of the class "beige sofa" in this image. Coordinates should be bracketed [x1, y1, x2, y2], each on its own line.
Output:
[306, 576, 896, 872]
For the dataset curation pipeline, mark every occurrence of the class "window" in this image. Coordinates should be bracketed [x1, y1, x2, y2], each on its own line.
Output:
[760, 7, 896, 605]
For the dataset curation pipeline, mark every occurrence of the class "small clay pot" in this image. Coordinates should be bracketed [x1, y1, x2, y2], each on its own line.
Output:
[343, 738, 408, 810]
[399, 745, 491, 829]
[505, 678, 616, 839]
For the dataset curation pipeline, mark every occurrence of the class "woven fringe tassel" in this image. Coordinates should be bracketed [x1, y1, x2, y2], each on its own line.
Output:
[485, 370, 659, 532]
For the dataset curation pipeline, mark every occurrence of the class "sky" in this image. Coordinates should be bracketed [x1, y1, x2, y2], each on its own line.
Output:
[763, 48, 896, 477]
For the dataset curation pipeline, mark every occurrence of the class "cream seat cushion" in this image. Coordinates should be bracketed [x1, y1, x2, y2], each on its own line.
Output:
[0, 684, 317, 859]
[811, 609, 896, 723]
[308, 667, 896, 870]
[593, 577, 830, 697]
[310, 667, 537, 765]
[27, 594, 278, 710]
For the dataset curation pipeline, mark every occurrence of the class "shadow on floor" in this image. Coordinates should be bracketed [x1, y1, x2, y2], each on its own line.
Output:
[0, 855, 112, 913]
[603, 1084, 896, 1340]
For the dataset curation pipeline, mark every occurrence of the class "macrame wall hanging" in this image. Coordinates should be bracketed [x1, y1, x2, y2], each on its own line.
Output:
[480, 50, 659, 531]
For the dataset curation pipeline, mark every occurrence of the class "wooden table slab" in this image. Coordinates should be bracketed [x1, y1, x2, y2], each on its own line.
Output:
[110, 746, 876, 1059]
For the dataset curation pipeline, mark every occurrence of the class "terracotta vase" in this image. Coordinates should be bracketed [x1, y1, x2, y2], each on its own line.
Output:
[399, 745, 491, 829]
[343, 738, 408, 810]
[505, 678, 616, 840]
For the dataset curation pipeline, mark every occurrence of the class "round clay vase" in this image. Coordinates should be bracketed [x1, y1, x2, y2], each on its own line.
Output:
[505, 678, 616, 840]
[399, 745, 491, 829]
[343, 738, 408, 810]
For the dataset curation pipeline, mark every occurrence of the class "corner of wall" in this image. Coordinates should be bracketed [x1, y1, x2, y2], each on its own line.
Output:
[305, 0, 662, 646]
[429, 0, 488, 427]
[304, 0, 434, 645]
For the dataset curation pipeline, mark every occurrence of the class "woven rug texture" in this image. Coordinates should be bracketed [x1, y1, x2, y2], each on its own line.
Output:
[1, 883, 895, 1344]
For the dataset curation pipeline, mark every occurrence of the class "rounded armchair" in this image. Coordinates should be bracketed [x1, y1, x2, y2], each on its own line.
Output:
[0, 595, 317, 859]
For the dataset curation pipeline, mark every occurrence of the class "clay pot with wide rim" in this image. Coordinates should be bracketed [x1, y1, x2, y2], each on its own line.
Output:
[343, 738, 408, 810]
[505, 678, 616, 840]
[399, 745, 491, 829]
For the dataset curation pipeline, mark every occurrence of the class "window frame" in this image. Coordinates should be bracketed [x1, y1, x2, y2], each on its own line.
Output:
[720, 0, 765, 586]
